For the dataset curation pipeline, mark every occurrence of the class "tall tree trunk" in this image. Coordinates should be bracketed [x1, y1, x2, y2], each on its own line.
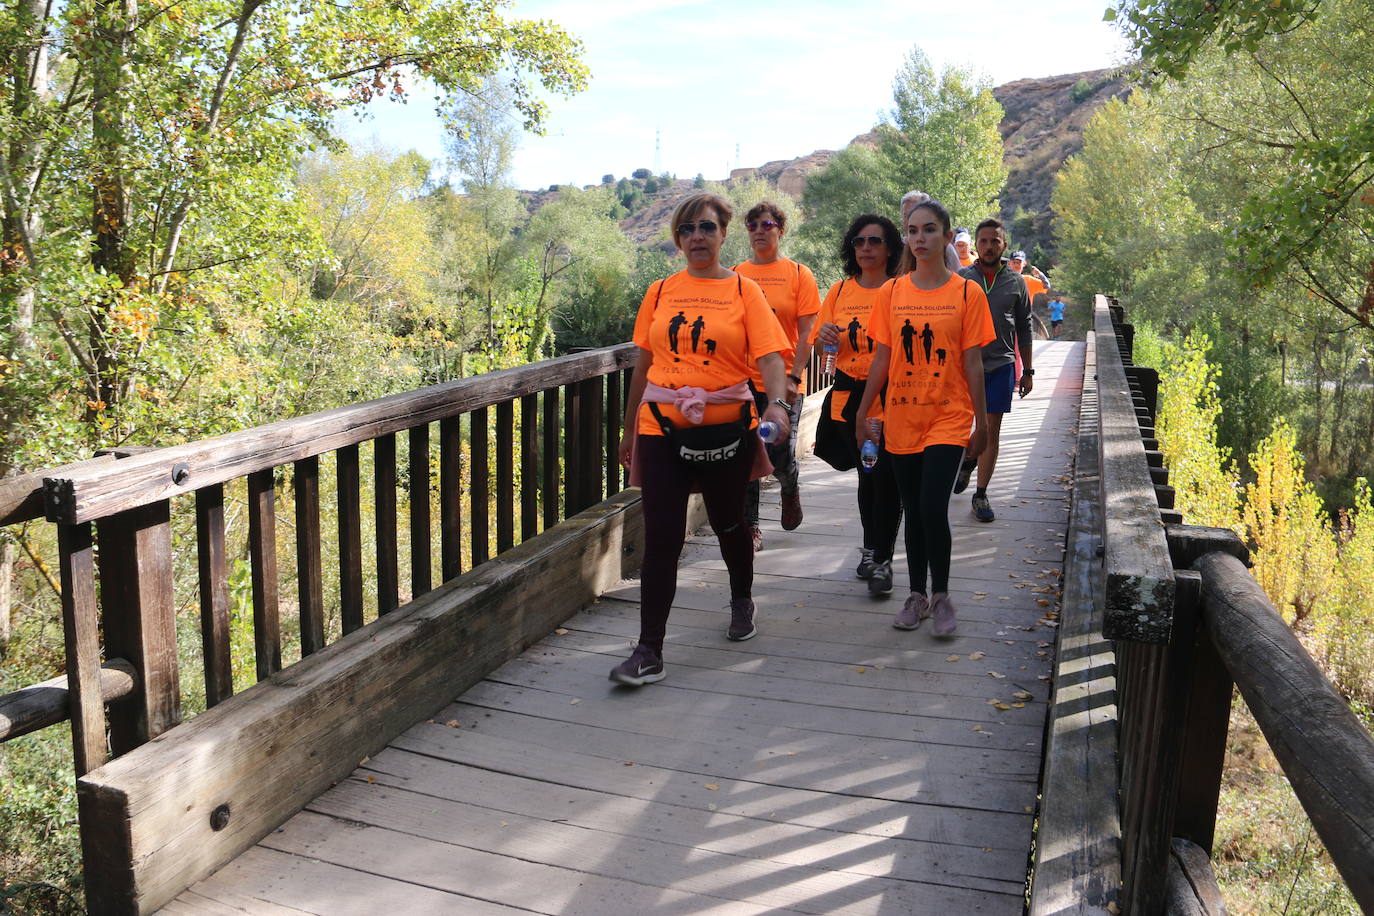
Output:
[89, 0, 138, 413]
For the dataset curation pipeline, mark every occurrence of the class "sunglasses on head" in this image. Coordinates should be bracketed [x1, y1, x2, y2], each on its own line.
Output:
[746, 219, 779, 231]
[850, 235, 885, 248]
[676, 220, 719, 236]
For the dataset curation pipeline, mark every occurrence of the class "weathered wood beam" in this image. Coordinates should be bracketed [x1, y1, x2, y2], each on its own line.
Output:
[1196, 551, 1374, 911]
[1094, 300, 1175, 643]
[77, 489, 653, 915]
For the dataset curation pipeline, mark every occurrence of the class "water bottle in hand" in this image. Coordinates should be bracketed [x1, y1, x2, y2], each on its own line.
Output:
[822, 342, 838, 375]
[860, 439, 878, 471]
[860, 418, 881, 471]
[758, 421, 784, 445]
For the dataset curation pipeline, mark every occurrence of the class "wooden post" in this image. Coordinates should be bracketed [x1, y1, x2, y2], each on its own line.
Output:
[337, 445, 363, 634]
[374, 433, 398, 615]
[96, 500, 179, 754]
[579, 376, 603, 512]
[605, 369, 621, 498]
[520, 395, 539, 542]
[439, 416, 462, 581]
[542, 387, 560, 529]
[195, 484, 233, 706]
[470, 407, 490, 565]
[495, 400, 514, 553]
[294, 457, 325, 656]
[408, 424, 432, 598]
[58, 522, 106, 775]
[246, 470, 281, 680]
[564, 380, 581, 514]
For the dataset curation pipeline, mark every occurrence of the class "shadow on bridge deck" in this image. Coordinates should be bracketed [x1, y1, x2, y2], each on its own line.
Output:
[165, 341, 1085, 916]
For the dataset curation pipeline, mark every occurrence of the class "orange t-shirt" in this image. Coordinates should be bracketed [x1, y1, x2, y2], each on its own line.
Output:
[867, 274, 996, 453]
[1022, 274, 1046, 301]
[734, 258, 821, 386]
[958, 254, 975, 268]
[810, 279, 890, 380]
[632, 271, 789, 436]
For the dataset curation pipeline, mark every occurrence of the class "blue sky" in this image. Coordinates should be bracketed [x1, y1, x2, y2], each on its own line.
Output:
[339, 0, 1133, 190]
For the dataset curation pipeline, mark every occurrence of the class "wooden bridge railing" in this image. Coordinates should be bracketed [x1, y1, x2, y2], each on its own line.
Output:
[0, 344, 648, 901]
[1091, 296, 1374, 914]
[1, 337, 834, 913]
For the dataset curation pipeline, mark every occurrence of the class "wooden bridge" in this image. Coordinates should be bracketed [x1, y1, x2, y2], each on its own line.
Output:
[2, 301, 1371, 915]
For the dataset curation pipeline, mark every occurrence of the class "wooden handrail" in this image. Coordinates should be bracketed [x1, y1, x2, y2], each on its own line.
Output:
[43, 343, 637, 525]
[1196, 551, 1374, 910]
[0, 659, 137, 742]
[1094, 301, 1174, 643]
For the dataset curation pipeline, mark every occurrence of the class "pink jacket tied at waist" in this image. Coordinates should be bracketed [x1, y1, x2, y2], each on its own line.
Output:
[641, 380, 753, 424]
[628, 380, 773, 487]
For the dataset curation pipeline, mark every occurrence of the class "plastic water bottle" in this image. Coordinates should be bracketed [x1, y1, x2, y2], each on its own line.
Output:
[822, 342, 838, 375]
[860, 418, 881, 471]
[758, 421, 784, 445]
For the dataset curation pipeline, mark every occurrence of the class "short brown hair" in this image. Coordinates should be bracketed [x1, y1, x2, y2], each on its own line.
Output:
[975, 217, 1005, 237]
[670, 193, 733, 250]
[744, 201, 786, 231]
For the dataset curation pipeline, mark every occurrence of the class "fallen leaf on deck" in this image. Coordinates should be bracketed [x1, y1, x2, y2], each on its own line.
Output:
[569, 698, 581, 705]
[946, 655, 961, 662]
[366, 775, 375, 784]
[1038, 642, 1051, 648]
[705, 783, 720, 791]
[1012, 702, 1026, 709]
[623, 762, 634, 766]
[855, 667, 867, 673]
[1009, 573, 1020, 579]
[554, 628, 568, 635]
[968, 651, 986, 660]
[972, 724, 986, 732]
[359, 755, 369, 765]
[993, 701, 1012, 710]
[1014, 690, 1033, 700]
[445, 720, 461, 728]
[988, 671, 1007, 679]
[1037, 599, 1051, 607]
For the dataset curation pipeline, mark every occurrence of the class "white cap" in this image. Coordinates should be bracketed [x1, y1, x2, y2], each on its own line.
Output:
[953, 230, 971, 245]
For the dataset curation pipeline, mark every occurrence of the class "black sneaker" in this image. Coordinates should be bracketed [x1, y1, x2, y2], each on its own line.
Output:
[952, 458, 978, 495]
[867, 560, 893, 597]
[855, 548, 877, 579]
[972, 493, 995, 522]
[727, 598, 757, 641]
[609, 644, 665, 686]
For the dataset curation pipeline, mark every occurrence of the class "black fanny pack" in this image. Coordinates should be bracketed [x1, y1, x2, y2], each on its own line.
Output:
[648, 401, 753, 464]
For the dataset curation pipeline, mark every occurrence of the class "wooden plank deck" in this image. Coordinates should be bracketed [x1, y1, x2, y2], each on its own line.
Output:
[165, 341, 1084, 916]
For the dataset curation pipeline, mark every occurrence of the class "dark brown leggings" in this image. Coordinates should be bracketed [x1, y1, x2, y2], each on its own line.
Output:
[636, 433, 757, 653]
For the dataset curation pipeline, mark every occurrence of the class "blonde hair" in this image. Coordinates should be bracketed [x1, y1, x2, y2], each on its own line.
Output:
[669, 193, 733, 250]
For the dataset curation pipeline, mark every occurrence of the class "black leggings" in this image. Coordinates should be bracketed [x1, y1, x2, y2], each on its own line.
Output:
[889, 444, 965, 594]
[856, 448, 902, 563]
[636, 433, 757, 653]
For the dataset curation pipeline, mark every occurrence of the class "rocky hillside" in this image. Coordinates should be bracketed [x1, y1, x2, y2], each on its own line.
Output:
[994, 67, 1132, 261]
[560, 68, 1130, 263]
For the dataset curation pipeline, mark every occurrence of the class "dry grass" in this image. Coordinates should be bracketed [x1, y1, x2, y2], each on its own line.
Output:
[1213, 701, 1361, 915]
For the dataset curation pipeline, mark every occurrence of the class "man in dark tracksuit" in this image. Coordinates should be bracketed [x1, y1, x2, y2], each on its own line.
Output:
[955, 218, 1033, 522]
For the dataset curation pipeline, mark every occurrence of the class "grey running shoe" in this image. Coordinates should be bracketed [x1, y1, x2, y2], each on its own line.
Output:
[855, 548, 877, 579]
[972, 492, 995, 522]
[952, 458, 978, 495]
[868, 560, 893, 597]
[930, 593, 958, 636]
[727, 598, 758, 641]
[750, 525, 763, 553]
[893, 592, 929, 630]
[609, 643, 665, 686]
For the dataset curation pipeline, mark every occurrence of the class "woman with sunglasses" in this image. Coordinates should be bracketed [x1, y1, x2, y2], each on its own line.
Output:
[733, 201, 821, 551]
[854, 198, 994, 636]
[611, 193, 793, 686]
[810, 214, 904, 597]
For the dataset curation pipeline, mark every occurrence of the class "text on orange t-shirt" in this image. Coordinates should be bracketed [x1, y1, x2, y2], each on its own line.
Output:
[631, 271, 789, 436]
[866, 274, 996, 453]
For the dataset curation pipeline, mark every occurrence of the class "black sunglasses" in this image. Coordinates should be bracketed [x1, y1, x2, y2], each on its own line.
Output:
[676, 220, 719, 236]
[746, 219, 779, 231]
[850, 235, 886, 248]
